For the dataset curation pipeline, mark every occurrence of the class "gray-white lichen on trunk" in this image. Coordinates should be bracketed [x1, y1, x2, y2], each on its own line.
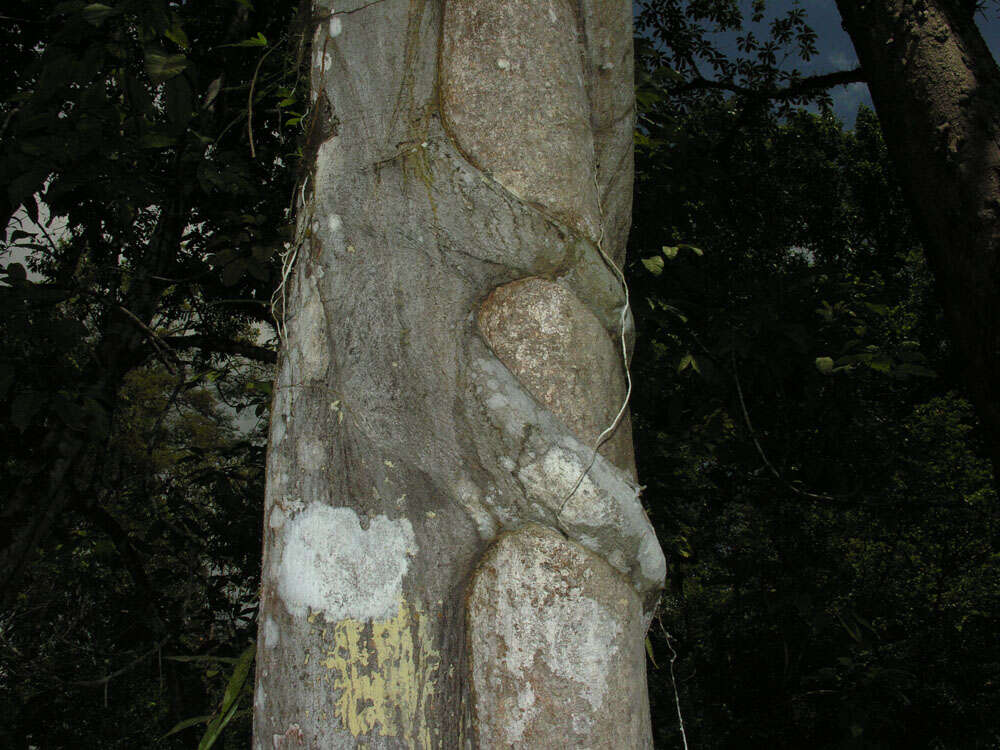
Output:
[254, 0, 665, 747]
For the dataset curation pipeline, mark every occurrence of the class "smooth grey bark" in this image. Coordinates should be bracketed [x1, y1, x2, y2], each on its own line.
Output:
[836, 0, 1000, 484]
[254, 1, 664, 747]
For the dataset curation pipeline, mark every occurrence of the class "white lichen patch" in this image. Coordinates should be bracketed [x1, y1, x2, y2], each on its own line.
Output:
[507, 591, 619, 712]
[508, 681, 537, 742]
[263, 615, 280, 649]
[468, 526, 625, 744]
[470, 345, 665, 598]
[329, 17, 342, 37]
[276, 504, 415, 621]
[452, 476, 498, 539]
[495, 533, 620, 709]
[518, 445, 603, 513]
[638, 529, 667, 584]
[269, 504, 287, 530]
[472, 355, 537, 436]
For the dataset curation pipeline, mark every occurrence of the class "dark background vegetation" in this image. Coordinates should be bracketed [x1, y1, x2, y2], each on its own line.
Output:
[1, 1, 997, 747]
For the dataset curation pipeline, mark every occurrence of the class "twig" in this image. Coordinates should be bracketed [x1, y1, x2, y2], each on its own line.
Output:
[117, 305, 180, 373]
[731, 349, 841, 501]
[70, 636, 171, 688]
[658, 617, 690, 750]
[327, 0, 390, 17]
[247, 41, 282, 159]
[146, 375, 187, 451]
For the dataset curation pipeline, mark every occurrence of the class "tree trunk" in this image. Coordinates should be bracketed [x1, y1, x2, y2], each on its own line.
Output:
[253, 0, 665, 747]
[835, 0, 1000, 482]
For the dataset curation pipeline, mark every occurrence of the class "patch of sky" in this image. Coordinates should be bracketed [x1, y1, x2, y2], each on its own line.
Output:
[636, 1, 1000, 129]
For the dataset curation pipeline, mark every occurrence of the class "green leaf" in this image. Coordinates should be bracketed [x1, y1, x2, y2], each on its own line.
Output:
[165, 75, 194, 129]
[815, 356, 834, 374]
[893, 362, 936, 379]
[163, 715, 213, 738]
[4, 263, 27, 282]
[219, 644, 255, 712]
[198, 702, 240, 750]
[221, 259, 247, 286]
[145, 50, 189, 83]
[164, 654, 239, 664]
[82, 3, 120, 26]
[677, 353, 699, 374]
[251, 245, 273, 261]
[645, 637, 658, 668]
[837, 611, 864, 644]
[641, 256, 664, 276]
[140, 132, 178, 149]
[165, 24, 190, 50]
[222, 32, 268, 49]
[197, 644, 254, 750]
[8, 170, 48, 207]
[662, 244, 703, 259]
[868, 354, 892, 373]
[53, 1, 87, 14]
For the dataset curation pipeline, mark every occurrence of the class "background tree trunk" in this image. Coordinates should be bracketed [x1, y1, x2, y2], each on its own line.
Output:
[836, 0, 1000, 484]
[253, 0, 664, 746]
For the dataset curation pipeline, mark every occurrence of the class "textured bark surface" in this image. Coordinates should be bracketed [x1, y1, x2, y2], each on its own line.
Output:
[836, 0, 1000, 481]
[467, 525, 652, 747]
[253, 1, 663, 746]
[478, 277, 635, 471]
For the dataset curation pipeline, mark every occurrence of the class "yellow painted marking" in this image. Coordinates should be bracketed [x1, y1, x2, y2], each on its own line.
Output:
[322, 599, 439, 746]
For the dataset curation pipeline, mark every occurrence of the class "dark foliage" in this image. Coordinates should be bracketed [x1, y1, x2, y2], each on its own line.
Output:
[0, 0, 306, 745]
[0, 1, 997, 748]
[632, 3, 999, 747]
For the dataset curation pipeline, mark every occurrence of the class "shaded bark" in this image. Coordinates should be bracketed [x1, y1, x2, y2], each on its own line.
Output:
[254, 0, 664, 746]
[836, 0, 1000, 483]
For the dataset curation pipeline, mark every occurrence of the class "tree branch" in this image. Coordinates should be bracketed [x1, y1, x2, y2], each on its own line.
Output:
[207, 298, 277, 326]
[117, 305, 181, 373]
[669, 66, 866, 101]
[164, 334, 277, 364]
